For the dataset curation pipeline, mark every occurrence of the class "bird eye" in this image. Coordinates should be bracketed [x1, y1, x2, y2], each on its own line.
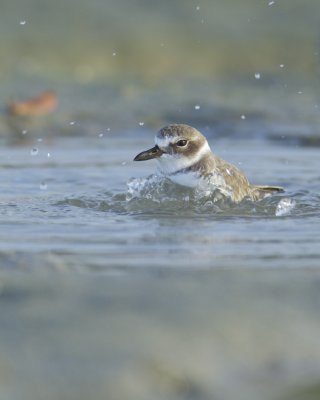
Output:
[176, 139, 188, 147]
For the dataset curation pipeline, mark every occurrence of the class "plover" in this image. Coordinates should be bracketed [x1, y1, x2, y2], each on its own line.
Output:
[134, 124, 283, 202]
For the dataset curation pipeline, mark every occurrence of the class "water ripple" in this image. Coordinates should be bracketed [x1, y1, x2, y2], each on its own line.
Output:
[61, 175, 320, 219]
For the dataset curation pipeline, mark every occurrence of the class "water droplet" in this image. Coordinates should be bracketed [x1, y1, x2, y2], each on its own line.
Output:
[196, 6, 200, 11]
[268, 1, 275, 5]
[298, 91, 302, 94]
[30, 148, 39, 156]
[121, 161, 127, 166]
[139, 122, 145, 126]
[47, 153, 51, 158]
[19, 20, 26, 25]
[254, 73, 261, 79]
[99, 133, 104, 138]
[69, 121, 75, 125]
[112, 52, 117, 56]
[279, 64, 284, 68]
[194, 105, 200, 110]
[241, 115, 246, 120]
[22, 129, 28, 135]
[40, 182, 48, 190]
[106, 128, 111, 132]
[37, 138, 43, 142]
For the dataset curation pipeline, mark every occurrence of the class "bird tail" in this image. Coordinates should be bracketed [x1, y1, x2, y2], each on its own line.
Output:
[251, 185, 284, 200]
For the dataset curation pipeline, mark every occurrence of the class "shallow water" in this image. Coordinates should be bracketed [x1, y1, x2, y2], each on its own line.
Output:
[0, 132, 319, 271]
[2, 80, 320, 400]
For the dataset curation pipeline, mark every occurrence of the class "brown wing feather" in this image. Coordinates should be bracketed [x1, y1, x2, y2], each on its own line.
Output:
[250, 185, 284, 201]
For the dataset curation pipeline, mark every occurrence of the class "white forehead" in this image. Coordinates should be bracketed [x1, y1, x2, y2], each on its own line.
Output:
[155, 134, 177, 148]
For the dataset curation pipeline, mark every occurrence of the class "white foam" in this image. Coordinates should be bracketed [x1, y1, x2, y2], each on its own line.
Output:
[275, 198, 296, 217]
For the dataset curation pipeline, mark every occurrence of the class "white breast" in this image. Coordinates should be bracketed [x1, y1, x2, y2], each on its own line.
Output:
[156, 153, 193, 175]
[168, 170, 201, 188]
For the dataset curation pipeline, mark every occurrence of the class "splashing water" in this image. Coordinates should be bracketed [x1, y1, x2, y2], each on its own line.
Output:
[275, 198, 296, 217]
[126, 174, 255, 214]
[63, 174, 301, 219]
[126, 175, 187, 204]
[62, 174, 304, 220]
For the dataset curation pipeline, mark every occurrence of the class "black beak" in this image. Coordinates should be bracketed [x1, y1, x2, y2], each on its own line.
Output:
[134, 145, 164, 161]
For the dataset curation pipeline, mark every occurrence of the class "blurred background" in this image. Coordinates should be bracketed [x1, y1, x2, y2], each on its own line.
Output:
[2, 0, 320, 79]
[1, 0, 320, 138]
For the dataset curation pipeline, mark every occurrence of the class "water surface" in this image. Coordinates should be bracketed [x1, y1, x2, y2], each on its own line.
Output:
[1, 130, 319, 270]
